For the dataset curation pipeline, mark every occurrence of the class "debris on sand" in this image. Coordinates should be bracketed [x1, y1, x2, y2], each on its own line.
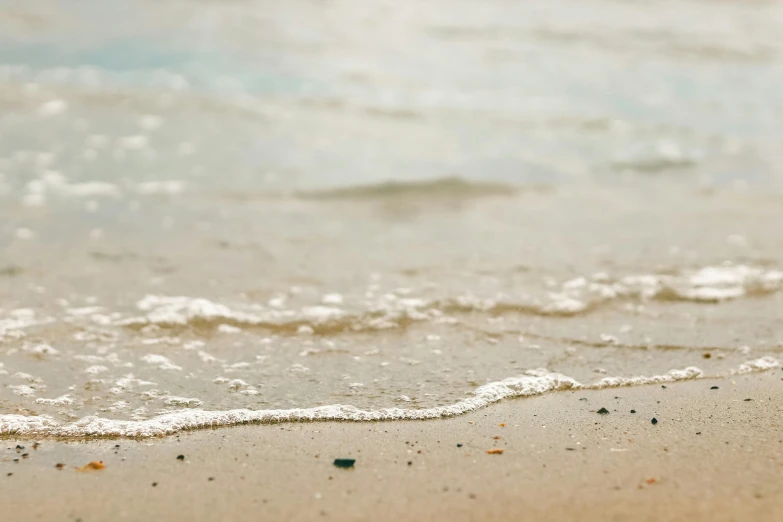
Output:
[486, 449, 504, 455]
[711, 386, 719, 390]
[177, 455, 185, 461]
[651, 418, 658, 425]
[55, 463, 65, 470]
[456, 444, 463, 448]
[630, 410, 636, 414]
[333, 459, 356, 469]
[597, 407, 610, 414]
[77, 461, 106, 472]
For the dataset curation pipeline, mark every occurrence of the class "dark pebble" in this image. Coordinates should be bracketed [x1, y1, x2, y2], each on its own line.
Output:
[333, 459, 356, 469]
[597, 407, 610, 414]
[711, 386, 719, 390]
[651, 418, 658, 425]
[6, 473, 11, 477]
[566, 448, 575, 451]
[22, 454, 29, 458]
[55, 463, 65, 469]
[152, 482, 158, 487]
[744, 398, 752, 401]
[177, 455, 185, 460]
[208, 477, 214, 481]
[407, 461, 412, 466]
[15, 445, 24, 450]
[630, 410, 636, 414]
[456, 444, 463, 448]
[661, 386, 667, 389]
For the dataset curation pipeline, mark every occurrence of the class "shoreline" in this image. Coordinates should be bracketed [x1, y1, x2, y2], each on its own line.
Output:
[1, 356, 778, 439]
[3, 371, 782, 521]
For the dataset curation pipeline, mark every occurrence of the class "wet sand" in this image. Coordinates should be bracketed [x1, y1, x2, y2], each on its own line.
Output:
[2, 371, 782, 522]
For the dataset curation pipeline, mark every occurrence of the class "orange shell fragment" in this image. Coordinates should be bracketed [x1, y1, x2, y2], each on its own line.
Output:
[77, 461, 106, 472]
[486, 449, 504, 455]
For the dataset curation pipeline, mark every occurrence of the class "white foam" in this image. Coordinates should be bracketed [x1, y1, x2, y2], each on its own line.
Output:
[163, 396, 203, 407]
[10, 385, 36, 397]
[140, 354, 182, 371]
[0, 370, 577, 437]
[3, 358, 777, 438]
[23, 343, 59, 356]
[589, 366, 703, 388]
[732, 356, 780, 374]
[35, 394, 74, 406]
[38, 99, 67, 116]
[24, 172, 122, 199]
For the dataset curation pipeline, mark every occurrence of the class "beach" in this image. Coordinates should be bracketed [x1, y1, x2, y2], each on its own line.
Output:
[3, 0, 783, 519]
[3, 372, 782, 521]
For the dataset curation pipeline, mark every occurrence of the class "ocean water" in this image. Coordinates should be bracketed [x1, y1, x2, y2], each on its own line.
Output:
[1, 0, 783, 437]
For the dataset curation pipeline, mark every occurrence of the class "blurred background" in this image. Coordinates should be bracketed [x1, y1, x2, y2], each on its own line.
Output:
[2, 0, 782, 195]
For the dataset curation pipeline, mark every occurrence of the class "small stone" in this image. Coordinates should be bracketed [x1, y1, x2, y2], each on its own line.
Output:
[152, 482, 158, 487]
[177, 455, 185, 460]
[456, 444, 463, 448]
[710, 386, 719, 390]
[55, 463, 65, 469]
[333, 459, 356, 469]
[651, 418, 658, 425]
[597, 407, 610, 414]
[630, 410, 636, 414]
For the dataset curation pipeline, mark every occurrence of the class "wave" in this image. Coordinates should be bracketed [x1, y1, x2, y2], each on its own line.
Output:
[296, 176, 522, 201]
[1, 357, 777, 438]
[115, 265, 783, 334]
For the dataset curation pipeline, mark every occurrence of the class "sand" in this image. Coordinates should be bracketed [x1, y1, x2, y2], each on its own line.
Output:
[2, 371, 782, 522]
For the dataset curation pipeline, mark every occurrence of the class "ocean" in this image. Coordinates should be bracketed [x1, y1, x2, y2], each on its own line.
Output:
[1, 0, 782, 437]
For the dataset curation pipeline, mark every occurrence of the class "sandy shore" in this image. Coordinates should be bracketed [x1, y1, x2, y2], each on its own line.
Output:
[2, 371, 782, 522]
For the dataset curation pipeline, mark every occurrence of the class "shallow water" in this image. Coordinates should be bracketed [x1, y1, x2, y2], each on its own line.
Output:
[1, 0, 783, 437]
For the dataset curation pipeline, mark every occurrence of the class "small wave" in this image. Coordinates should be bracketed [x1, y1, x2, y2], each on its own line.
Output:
[297, 176, 521, 201]
[1, 358, 777, 438]
[118, 265, 783, 334]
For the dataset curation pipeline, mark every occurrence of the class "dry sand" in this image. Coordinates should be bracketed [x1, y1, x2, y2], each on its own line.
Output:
[2, 371, 782, 522]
